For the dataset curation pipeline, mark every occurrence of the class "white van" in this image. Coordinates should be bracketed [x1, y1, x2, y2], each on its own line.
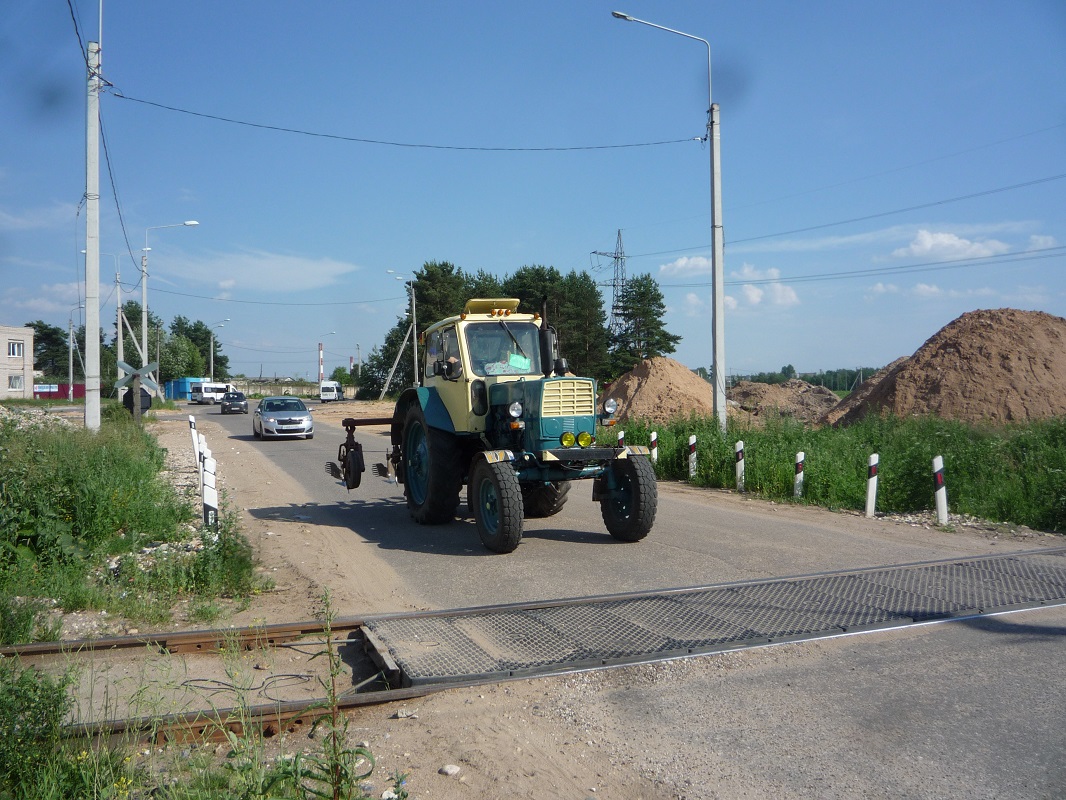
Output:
[191, 382, 236, 404]
[319, 380, 343, 403]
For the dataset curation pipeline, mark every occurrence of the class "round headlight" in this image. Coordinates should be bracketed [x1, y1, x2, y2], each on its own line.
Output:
[577, 431, 593, 448]
[604, 398, 618, 415]
[560, 431, 576, 447]
[508, 401, 523, 418]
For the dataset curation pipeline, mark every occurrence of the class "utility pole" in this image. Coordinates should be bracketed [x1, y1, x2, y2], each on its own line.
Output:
[84, 40, 101, 431]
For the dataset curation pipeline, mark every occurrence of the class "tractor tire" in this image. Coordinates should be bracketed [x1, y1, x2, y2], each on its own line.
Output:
[600, 456, 658, 542]
[402, 403, 461, 524]
[470, 459, 524, 553]
[521, 480, 572, 518]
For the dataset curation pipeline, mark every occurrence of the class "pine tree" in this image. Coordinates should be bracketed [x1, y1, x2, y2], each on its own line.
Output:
[609, 273, 681, 377]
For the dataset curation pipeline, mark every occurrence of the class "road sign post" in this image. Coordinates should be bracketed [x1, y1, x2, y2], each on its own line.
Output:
[116, 361, 158, 424]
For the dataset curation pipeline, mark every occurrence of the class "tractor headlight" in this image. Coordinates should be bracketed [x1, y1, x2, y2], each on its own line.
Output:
[508, 401, 523, 418]
[577, 431, 593, 447]
[560, 431, 576, 447]
[603, 397, 618, 415]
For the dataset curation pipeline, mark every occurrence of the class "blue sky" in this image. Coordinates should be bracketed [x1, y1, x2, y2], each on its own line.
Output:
[3, 1, 1064, 381]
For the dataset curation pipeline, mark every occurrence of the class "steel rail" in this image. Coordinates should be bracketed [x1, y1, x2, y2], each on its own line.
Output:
[0, 618, 366, 660]
[9, 546, 1064, 746]
[8, 545, 1066, 661]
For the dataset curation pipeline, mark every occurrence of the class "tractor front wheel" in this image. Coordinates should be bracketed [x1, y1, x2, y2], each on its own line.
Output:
[599, 456, 658, 542]
[470, 459, 524, 553]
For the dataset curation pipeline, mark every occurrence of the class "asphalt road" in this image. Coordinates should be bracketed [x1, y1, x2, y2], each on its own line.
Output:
[204, 400, 1066, 799]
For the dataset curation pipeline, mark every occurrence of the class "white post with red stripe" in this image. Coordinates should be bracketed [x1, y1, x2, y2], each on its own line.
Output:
[794, 451, 805, 498]
[688, 434, 698, 479]
[865, 454, 879, 518]
[933, 455, 949, 524]
[650, 431, 658, 463]
[617, 429, 625, 448]
[734, 440, 745, 492]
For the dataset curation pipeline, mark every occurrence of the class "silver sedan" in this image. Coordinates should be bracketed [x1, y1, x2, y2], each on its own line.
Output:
[252, 396, 314, 440]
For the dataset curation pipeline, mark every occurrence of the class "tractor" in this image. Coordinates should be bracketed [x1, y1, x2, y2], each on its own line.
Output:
[328, 298, 657, 553]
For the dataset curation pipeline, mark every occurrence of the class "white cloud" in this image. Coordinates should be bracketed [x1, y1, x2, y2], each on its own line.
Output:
[728, 262, 799, 308]
[660, 255, 712, 276]
[732, 263, 780, 281]
[0, 203, 80, 232]
[868, 282, 899, 294]
[155, 249, 361, 292]
[767, 283, 799, 307]
[912, 283, 943, 298]
[742, 285, 764, 305]
[1028, 234, 1058, 250]
[724, 295, 738, 311]
[907, 284, 995, 301]
[683, 292, 706, 316]
[892, 229, 1010, 260]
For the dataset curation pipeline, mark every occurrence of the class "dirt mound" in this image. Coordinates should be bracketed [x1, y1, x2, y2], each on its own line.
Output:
[832, 308, 1066, 425]
[820, 358, 908, 426]
[728, 379, 840, 424]
[603, 357, 717, 424]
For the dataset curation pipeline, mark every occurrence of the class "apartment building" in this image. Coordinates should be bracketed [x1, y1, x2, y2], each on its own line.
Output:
[1, 324, 34, 401]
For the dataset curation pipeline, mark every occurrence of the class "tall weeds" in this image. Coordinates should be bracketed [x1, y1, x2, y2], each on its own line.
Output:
[619, 414, 1066, 532]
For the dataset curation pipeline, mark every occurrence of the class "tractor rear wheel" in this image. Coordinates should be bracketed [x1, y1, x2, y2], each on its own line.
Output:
[470, 459, 524, 553]
[600, 456, 657, 542]
[521, 480, 571, 518]
[402, 404, 461, 524]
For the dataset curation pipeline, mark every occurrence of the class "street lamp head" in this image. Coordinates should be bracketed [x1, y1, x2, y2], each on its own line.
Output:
[183, 221, 199, 227]
[612, 11, 634, 20]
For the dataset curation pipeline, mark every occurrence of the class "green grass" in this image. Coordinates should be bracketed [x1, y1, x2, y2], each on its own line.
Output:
[617, 414, 1066, 532]
[0, 404, 260, 640]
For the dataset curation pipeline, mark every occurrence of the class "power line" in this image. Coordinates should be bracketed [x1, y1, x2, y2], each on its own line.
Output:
[730, 173, 1066, 245]
[110, 91, 697, 152]
[622, 172, 1066, 260]
[661, 246, 1065, 289]
[144, 285, 409, 307]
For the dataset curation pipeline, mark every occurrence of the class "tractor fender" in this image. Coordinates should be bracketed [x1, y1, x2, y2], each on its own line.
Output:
[391, 387, 456, 447]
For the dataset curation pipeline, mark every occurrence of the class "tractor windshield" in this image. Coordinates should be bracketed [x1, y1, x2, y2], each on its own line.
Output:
[464, 321, 542, 377]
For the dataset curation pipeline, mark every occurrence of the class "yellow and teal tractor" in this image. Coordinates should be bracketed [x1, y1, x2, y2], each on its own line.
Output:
[329, 298, 657, 553]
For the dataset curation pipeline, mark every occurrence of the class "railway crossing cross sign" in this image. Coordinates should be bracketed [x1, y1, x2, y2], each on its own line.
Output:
[116, 361, 159, 421]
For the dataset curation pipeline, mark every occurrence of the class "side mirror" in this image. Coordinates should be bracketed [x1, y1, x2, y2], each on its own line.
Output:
[446, 360, 464, 380]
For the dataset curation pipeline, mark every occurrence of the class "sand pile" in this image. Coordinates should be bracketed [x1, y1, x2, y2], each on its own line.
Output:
[728, 379, 839, 423]
[602, 357, 717, 425]
[830, 308, 1066, 425]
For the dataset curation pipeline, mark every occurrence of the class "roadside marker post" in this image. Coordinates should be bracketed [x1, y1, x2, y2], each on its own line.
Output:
[734, 440, 745, 492]
[202, 455, 218, 530]
[650, 431, 658, 464]
[865, 454, 879, 518]
[688, 435, 698, 480]
[933, 455, 949, 524]
[794, 451, 805, 498]
[189, 417, 200, 490]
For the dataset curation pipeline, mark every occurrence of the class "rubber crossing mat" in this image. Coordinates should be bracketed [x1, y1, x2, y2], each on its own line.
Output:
[363, 549, 1066, 687]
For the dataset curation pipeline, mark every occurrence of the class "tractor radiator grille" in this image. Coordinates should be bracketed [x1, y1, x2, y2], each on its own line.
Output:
[542, 380, 595, 417]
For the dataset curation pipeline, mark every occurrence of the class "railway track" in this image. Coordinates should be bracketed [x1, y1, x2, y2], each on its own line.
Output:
[0, 615, 455, 745]
[5, 546, 1066, 746]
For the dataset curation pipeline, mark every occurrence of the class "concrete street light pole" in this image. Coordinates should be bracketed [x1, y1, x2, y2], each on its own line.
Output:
[210, 319, 229, 381]
[143, 221, 198, 390]
[612, 11, 727, 431]
[387, 270, 418, 387]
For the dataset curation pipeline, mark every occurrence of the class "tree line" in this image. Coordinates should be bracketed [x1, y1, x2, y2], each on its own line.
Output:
[353, 261, 680, 397]
[26, 302, 230, 392]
